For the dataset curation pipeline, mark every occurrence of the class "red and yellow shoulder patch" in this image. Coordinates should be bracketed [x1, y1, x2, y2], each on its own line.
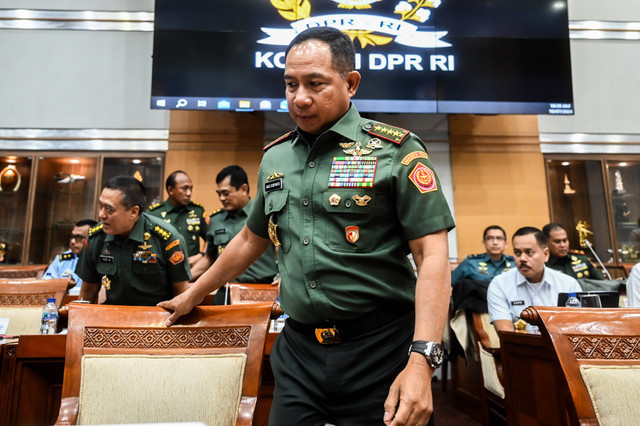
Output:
[165, 239, 181, 251]
[264, 131, 295, 151]
[367, 122, 410, 144]
[169, 251, 185, 265]
[401, 151, 428, 165]
[408, 163, 438, 193]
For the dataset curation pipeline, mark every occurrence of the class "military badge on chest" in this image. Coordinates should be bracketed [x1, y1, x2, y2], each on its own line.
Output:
[134, 232, 157, 264]
[186, 210, 201, 232]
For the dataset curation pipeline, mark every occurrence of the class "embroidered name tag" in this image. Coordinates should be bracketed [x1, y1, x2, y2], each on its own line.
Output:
[328, 157, 377, 188]
[511, 300, 525, 306]
[215, 228, 226, 235]
[265, 178, 283, 192]
[100, 255, 114, 264]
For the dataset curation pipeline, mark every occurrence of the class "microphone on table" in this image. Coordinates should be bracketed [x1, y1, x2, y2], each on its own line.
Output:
[584, 239, 613, 280]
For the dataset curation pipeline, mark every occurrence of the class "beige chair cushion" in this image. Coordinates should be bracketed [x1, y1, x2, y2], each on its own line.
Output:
[0, 307, 43, 335]
[77, 353, 246, 426]
[580, 365, 640, 426]
[478, 342, 505, 399]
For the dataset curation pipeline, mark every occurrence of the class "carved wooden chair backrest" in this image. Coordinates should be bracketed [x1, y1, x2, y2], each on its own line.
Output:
[0, 278, 71, 335]
[229, 283, 279, 305]
[0, 278, 70, 307]
[521, 306, 640, 425]
[0, 264, 48, 279]
[56, 303, 273, 425]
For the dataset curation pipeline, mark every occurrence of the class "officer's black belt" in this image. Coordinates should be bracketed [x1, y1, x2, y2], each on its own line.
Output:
[286, 305, 413, 345]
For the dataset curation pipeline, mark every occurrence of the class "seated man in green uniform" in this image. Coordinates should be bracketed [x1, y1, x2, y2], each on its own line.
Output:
[159, 27, 454, 425]
[147, 170, 208, 267]
[452, 225, 514, 285]
[76, 175, 192, 306]
[543, 223, 604, 280]
[190, 165, 278, 304]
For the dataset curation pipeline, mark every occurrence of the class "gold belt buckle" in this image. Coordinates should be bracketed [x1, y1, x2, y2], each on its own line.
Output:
[315, 327, 341, 344]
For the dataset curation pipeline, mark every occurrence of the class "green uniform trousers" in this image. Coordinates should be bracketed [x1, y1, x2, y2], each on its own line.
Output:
[268, 310, 436, 425]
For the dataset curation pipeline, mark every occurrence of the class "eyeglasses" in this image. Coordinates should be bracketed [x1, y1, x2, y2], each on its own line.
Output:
[70, 235, 86, 241]
[484, 236, 506, 242]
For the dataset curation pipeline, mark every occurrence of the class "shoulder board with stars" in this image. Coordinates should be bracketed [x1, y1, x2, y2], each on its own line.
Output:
[264, 131, 295, 151]
[366, 122, 410, 144]
[152, 224, 172, 241]
[190, 201, 204, 209]
[209, 208, 224, 217]
[468, 253, 485, 259]
[59, 252, 74, 261]
[88, 223, 104, 238]
[570, 249, 586, 255]
[148, 202, 162, 211]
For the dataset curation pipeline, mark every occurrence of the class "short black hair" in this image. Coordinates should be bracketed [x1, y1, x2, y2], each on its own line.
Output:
[483, 225, 507, 240]
[165, 170, 188, 191]
[285, 27, 356, 77]
[513, 226, 546, 248]
[542, 223, 566, 239]
[103, 175, 147, 212]
[216, 165, 249, 192]
[75, 219, 98, 228]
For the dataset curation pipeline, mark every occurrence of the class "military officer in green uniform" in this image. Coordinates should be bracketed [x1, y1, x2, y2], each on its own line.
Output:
[147, 170, 208, 267]
[543, 223, 604, 280]
[159, 27, 454, 425]
[190, 165, 278, 304]
[452, 225, 514, 284]
[77, 176, 191, 306]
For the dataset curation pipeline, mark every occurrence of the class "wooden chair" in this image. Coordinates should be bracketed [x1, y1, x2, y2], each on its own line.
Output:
[229, 283, 279, 305]
[55, 302, 274, 425]
[0, 264, 48, 279]
[468, 310, 506, 425]
[0, 278, 72, 335]
[521, 306, 640, 425]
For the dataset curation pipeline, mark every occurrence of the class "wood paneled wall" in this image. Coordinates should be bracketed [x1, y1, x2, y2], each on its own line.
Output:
[449, 115, 550, 259]
[165, 110, 268, 214]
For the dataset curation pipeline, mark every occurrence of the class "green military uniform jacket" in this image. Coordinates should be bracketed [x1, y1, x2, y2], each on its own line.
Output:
[451, 253, 515, 284]
[207, 198, 278, 283]
[245, 104, 455, 324]
[147, 199, 208, 257]
[76, 213, 192, 306]
[546, 250, 604, 280]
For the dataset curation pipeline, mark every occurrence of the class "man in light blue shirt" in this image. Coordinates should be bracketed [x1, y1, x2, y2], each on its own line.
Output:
[488, 226, 582, 332]
[43, 219, 97, 294]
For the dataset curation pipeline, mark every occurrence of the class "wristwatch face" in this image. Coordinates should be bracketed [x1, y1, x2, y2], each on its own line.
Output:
[429, 343, 444, 366]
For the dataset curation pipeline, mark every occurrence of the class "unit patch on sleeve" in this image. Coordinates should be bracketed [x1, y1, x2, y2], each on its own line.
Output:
[169, 251, 185, 265]
[328, 157, 377, 188]
[401, 151, 429, 165]
[408, 163, 438, 193]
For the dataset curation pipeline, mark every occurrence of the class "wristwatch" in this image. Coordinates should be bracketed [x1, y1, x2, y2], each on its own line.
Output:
[408, 340, 444, 368]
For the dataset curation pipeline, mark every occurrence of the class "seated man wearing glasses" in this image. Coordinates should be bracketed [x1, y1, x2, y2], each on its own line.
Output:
[452, 225, 514, 285]
[43, 218, 98, 293]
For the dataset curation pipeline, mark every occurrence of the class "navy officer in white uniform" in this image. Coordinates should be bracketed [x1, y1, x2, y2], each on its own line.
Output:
[487, 226, 582, 332]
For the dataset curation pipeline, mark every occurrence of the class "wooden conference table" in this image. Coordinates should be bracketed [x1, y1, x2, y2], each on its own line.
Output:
[500, 330, 571, 425]
[0, 333, 279, 426]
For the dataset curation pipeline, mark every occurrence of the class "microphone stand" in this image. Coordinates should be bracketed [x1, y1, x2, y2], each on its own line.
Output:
[584, 239, 613, 280]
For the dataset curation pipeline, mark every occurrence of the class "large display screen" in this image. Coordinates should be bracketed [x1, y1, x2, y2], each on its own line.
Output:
[151, 0, 574, 115]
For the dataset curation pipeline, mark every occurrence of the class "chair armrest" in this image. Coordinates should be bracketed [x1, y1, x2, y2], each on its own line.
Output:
[55, 396, 79, 425]
[236, 396, 257, 426]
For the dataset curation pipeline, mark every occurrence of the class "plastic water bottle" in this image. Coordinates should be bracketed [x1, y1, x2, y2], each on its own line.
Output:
[40, 298, 58, 335]
[565, 293, 582, 308]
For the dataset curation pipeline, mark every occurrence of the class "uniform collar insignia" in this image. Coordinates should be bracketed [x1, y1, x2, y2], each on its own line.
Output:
[268, 170, 284, 181]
